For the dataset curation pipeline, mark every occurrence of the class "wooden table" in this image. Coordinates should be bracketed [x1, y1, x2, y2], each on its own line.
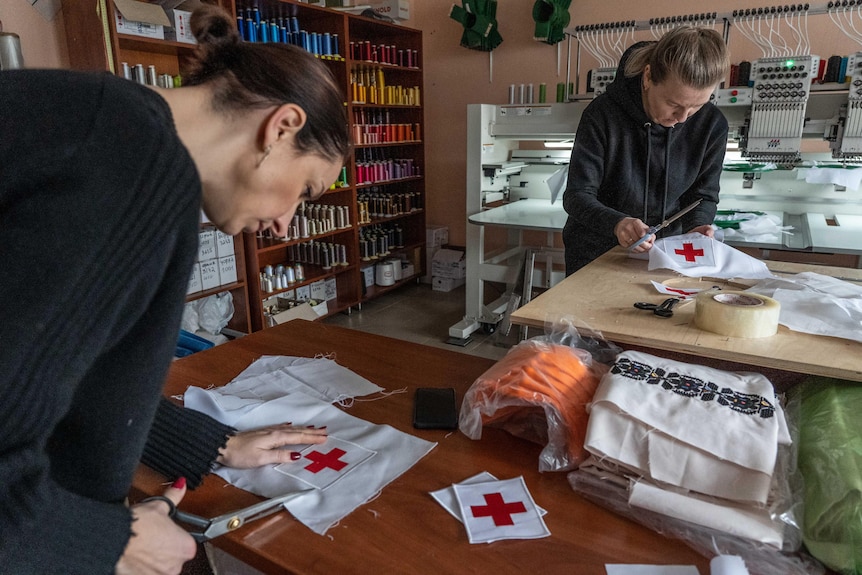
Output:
[510, 248, 862, 383]
[132, 319, 710, 574]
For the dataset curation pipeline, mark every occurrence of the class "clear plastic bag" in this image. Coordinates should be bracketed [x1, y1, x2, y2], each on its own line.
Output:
[196, 292, 234, 335]
[567, 387, 823, 575]
[459, 316, 621, 472]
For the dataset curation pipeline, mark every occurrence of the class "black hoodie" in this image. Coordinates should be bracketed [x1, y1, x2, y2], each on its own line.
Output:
[561, 42, 728, 274]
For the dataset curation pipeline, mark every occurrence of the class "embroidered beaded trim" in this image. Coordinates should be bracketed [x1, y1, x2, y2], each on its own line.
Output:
[610, 357, 775, 419]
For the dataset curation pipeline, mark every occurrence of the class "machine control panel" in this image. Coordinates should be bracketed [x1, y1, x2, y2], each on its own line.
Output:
[744, 55, 820, 160]
[589, 67, 617, 97]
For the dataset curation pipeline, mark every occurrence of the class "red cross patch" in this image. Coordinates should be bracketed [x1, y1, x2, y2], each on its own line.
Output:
[470, 492, 527, 526]
[674, 242, 705, 262]
[275, 436, 376, 490]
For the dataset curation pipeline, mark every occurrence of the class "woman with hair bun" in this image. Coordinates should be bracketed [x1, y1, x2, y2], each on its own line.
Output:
[562, 26, 730, 274]
[0, 5, 348, 573]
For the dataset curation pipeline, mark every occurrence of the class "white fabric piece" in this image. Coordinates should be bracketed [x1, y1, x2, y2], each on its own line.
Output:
[628, 481, 784, 549]
[746, 272, 862, 343]
[710, 555, 751, 575]
[585, 351, 790, 504]
[797, 166, 862, 189]
[229, 355, 384, 403]
[274, 436, 376, 491]
[193, 391, 436, 535]
[648, 233, 773, 279]
[605, 565, 699, 575]
[453, 476, 550, 544]
[650, 280, 703, 299]
[430, 472, 546, 523]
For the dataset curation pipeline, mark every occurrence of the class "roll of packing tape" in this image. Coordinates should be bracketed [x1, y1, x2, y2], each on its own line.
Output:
[694, 290, 780, 338]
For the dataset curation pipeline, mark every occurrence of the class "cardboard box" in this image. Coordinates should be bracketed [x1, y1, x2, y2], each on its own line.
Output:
[187, 262, 202, 295]
[215, 230, 234, 258]
[310, 279, 327, 301]
[295, 284, 311, 301]
[164, 0, 201, 44]
[199, 259, 220, 291]
[432, 276, 465, 292]
[431, 248, 466, 279]
[197, 228, 216, 262]
[361, 266, 375, 288]
[426, 225, 449, 248]
[370, 0, 410, 21]
[269, 303, 317, 325]
[421, 246, 438, 284]
[113, 0, 169, 39]
[218, 255, 237, 285]
[324, 278, 338, 301]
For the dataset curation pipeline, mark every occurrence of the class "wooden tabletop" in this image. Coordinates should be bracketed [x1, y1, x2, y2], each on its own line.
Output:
[132, 319, 710, 574]
[510, 248, 862, 382]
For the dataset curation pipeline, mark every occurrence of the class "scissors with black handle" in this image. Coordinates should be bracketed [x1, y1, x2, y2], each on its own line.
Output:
[634, 297, 680, 318]
[141, 488, 313, 542]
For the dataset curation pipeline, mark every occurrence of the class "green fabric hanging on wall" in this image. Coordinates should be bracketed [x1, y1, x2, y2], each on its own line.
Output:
[449, 0, 503, 52]
[532, 0, 571, 45]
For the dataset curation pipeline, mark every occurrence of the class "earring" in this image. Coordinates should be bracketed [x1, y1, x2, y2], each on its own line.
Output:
[256, 144, 273, 168]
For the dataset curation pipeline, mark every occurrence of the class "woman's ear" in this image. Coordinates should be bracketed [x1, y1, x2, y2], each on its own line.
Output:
[268, 103, 307, 146]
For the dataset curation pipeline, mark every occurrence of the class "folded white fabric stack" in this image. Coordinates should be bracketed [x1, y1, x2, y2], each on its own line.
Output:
[582, 350, 791, 548]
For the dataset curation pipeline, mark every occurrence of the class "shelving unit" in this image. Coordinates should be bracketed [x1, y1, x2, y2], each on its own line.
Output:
[240, 0, 425, 329]
[62, 0, 425, 332]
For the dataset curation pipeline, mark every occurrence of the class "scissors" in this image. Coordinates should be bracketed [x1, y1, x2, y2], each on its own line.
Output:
[143, 488, 313, 542]
[634, 297, 680, 318]
[627, 199, 703, 251]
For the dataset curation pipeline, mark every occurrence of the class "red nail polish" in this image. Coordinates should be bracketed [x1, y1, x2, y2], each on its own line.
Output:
[171, 477, 186, 489]
[290, 452, 301, 461]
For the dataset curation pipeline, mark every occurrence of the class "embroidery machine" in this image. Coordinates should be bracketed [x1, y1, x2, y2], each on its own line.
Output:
[449, 82, 862, 343]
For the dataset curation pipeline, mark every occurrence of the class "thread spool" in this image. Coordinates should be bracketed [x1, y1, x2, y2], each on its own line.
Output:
[694, 290, 780, 338]
[388, 258, 403, 281]
[375, 261, 395, 286]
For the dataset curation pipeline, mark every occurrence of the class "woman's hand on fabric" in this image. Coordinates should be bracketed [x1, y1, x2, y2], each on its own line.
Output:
[614, 217, 651, 251]
[117, 478, 196, 575]
[217, 423, 328, 469]
[687, 224, 714, 238]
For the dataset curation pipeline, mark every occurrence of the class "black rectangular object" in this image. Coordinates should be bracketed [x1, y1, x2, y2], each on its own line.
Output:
[412, 387, 458, 430]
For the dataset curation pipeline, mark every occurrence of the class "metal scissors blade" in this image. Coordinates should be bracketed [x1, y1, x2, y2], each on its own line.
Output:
[176, 488, 314, 542]
[628, 199, 703, 251]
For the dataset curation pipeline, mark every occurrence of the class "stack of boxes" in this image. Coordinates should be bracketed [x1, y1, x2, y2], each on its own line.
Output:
[426, 224, 466, 292]
[188, 226, 238, 295]
[431, 248, 466, 292]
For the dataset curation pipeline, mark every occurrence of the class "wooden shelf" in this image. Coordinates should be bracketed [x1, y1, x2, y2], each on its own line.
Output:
[62, 0, 425, 332]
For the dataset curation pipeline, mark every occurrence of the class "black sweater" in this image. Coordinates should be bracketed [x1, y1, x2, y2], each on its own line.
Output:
[1, 70, 231, 573]
[562, 44, 728, 274]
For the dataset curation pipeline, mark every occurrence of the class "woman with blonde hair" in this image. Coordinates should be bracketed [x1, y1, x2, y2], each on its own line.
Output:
[563, 26, 730, 274]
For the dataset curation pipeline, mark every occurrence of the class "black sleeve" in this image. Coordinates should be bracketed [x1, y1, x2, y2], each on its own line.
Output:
[141, 398, 235, 489]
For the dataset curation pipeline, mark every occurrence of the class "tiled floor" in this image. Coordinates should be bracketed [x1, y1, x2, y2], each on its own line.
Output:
[321, 281, 512, 362]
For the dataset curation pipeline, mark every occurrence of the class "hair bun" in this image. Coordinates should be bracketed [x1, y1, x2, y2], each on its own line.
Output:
[190, 4, 240, 48]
